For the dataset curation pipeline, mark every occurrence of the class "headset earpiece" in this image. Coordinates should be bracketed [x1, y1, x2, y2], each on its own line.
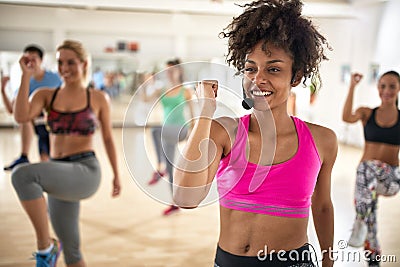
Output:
[290, 73, 296, 85]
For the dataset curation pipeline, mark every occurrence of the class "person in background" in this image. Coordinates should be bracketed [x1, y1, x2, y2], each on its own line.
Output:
[143, 59, 194, 216]
[342, 71, 400, 267]
[92, 67, 105, 90]
[11, 39, 121, 267]
[103, 71, 120, 98]
[173, 0, 337, 266]
[1, 45, 62, 170]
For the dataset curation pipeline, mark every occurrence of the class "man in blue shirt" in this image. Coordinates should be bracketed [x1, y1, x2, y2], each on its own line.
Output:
[1, 45, 62, 170]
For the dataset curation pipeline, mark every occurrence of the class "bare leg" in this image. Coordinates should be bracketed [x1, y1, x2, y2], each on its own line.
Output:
[151, 127, 165, 170]
[20, 196, 51, 250]
[156, 162, 166, 173]
[40, 153, 50, 162]
[20, 122, 33, 156]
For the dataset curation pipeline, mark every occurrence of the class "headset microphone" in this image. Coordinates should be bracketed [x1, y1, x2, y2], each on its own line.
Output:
[241, 77, 254, 110]
[241, 90, 254, 110]
[242, 98, 254, 110]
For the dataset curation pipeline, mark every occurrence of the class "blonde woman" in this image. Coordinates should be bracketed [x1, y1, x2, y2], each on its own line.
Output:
[12, 40, 121, 267]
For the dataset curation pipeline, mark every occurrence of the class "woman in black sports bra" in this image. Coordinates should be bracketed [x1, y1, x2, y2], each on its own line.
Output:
[342, 71, 400, 267]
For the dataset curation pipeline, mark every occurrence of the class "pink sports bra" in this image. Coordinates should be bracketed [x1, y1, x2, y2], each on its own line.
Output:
[47, 88, 98, 136]
[216, 114, 321, 218]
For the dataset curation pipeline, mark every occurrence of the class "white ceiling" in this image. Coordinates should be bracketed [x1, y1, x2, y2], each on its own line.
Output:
[0, 0, 386, 16]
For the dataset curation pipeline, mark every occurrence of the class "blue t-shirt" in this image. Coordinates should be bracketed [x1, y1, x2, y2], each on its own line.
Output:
[92, 70, 105, 89]
[14, 70, 62, 97]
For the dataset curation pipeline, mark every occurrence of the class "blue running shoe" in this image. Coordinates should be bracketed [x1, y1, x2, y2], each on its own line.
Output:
[34, 239, 62, 267]
[3, 156, 29, 171]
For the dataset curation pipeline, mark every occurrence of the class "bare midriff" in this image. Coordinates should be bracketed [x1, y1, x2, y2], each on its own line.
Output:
[361, 142, 400, 166]
[50, 134, 94, 158]
[218, 206, 309, 256]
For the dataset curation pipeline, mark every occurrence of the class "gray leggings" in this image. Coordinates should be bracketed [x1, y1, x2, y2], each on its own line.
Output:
[11, 154, 101, 265]
[152, 125, 188, 191]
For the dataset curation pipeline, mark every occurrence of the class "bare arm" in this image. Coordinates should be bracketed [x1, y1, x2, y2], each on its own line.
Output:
[14, 56, 46, 122]
[184, 88, 195, 128]
[311, 127, 338, 267]
[97, 91, 121, 197]
[173, 81, 223, 208]
[342, 73, 364, 123]
[141, 84, 162, 102]
[1, 75, 13, 114]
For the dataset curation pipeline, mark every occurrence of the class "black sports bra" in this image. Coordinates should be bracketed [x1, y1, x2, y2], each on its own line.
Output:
[364, 107, 400, 146]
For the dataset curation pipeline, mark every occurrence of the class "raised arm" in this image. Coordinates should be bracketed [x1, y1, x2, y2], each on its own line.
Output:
[184, 87, 195, 128]
[14, 55, 46, 123]
[140, 79, 162, 103]
[1, 75, 13, 114]
[173, 81, 224, 208]
[342, 73, 364, 123]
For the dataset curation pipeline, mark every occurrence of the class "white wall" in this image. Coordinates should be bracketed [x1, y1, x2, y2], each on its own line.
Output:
[374, 0, 400, 73]
[0, 4, 232, 71]
[1, 1, 399, 147]
[314, 2, 386, 147]
[336, 0, 400, 147]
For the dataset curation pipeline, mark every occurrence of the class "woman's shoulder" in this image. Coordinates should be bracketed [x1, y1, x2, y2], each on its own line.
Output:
[210, 116, 238, 132]
[211, 116, 240, 151]
[304, 121, 337, 151]
[90, 88, 109, 100]
[213, 116, 239, 128]
[183, 87, 194, 97]
[31, 87, 56, 97]
[304, 121, 336, 138]
[89, 88, 111, 109]
[212, 116, 239, 138]
[356, 106, 374, 123]
[356, 106, 373, 114]
[30, 88, 58, 109]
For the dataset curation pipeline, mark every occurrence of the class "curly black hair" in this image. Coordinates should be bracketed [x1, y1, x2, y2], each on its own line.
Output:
[220, 0, 331, 90]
